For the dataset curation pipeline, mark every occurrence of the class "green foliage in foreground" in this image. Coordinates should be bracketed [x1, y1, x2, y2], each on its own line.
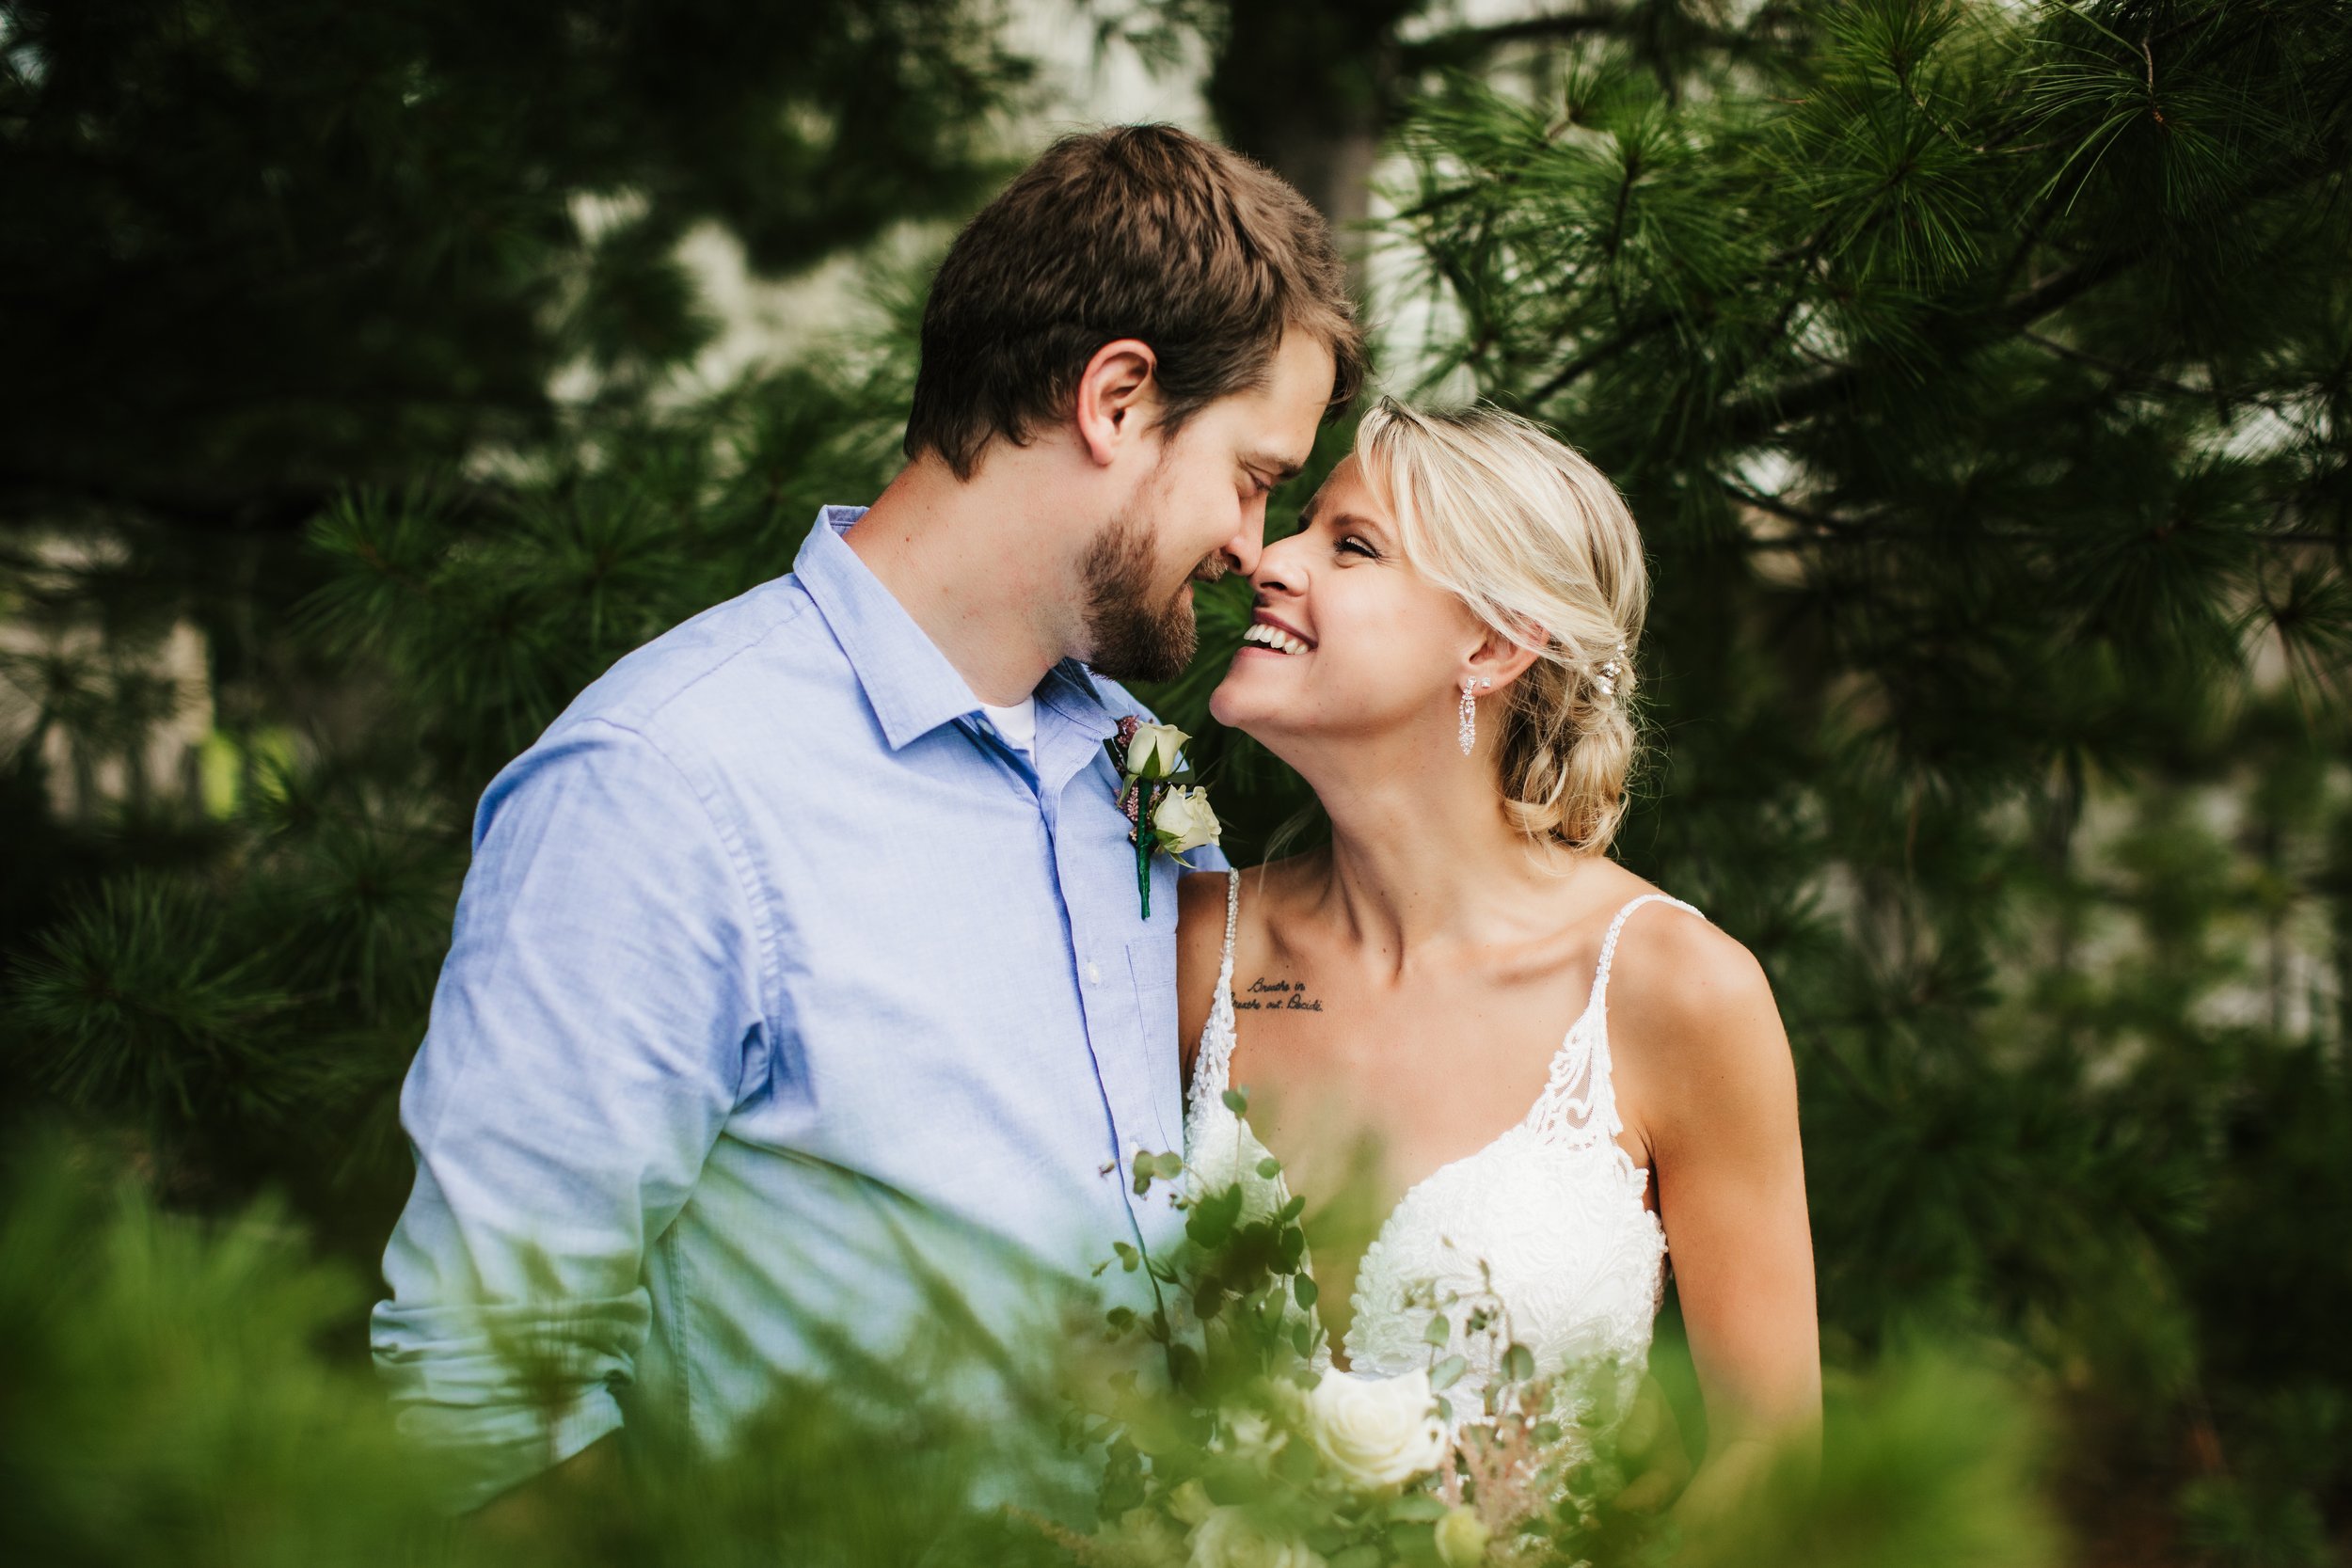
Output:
[2, 1135, 2062, 1568]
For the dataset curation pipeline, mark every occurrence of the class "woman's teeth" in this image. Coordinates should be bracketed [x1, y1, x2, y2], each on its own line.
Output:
[1241, 623, 1311, 656]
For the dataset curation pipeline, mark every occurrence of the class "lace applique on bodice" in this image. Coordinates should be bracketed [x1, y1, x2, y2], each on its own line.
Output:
[1184, 870, 1702, 1439]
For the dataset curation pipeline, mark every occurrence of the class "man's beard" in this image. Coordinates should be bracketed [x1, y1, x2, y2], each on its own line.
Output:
[1079, 502, 1226, 683]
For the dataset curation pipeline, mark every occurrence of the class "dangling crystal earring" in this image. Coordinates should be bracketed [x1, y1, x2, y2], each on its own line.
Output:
[1456, 676, 1491, 755]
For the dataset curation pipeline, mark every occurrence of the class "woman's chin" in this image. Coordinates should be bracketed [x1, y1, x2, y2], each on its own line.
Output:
[1206, 677, 1244, 731]
[1207, 671, 1270, 733]
[1209, 682, 1292, 747]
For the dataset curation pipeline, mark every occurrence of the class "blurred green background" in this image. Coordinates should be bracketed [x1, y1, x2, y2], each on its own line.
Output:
[3, 2, 2348, 1563]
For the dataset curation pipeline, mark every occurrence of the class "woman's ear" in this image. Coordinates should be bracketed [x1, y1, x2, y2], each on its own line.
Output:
[1073, 339, 1161, 467]
[1462, 620, 1546, 694]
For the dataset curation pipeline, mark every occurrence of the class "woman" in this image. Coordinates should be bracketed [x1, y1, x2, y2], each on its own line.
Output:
[1176, 400, 1819, 1516]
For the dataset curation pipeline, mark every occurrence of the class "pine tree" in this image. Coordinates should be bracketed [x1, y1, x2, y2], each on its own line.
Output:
[5, 3, 2350, 1560]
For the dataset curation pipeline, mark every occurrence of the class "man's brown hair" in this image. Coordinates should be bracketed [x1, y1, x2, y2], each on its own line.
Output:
[903, 124, 1366, 479]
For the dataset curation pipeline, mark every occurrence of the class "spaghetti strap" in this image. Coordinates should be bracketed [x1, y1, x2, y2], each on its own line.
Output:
[1216, 868, 1241, 1005]
[1531, 891, 1708, 1148]
[1584, 892, 1708, 1016]
[1190, 870, 1244, 1099]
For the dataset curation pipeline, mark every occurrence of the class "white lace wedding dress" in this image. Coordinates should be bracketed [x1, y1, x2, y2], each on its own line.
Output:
[1184, 869, 1703, 1447]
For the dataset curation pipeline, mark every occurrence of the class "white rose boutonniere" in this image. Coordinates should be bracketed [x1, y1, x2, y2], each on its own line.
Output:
[1302, 1368, 1449, 1491]
[1152, 785, 1221, 855]
[1108, 715, 1221, 917]
[1126, 720, 1188, 780]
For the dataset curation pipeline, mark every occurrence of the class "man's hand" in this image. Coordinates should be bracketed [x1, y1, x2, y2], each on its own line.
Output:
[469, 1434, 620, 1544]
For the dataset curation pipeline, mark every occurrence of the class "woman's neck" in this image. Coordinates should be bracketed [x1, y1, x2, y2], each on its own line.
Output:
[1286, 739, 1587, 976]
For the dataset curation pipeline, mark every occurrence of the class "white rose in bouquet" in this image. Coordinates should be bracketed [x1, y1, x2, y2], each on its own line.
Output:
[1303, 1368, 1448, 1490]
[1152, 785, 1222, 854]
[1097, 1505, 1188, 1567]
[1187, 1506, 1327, 1568]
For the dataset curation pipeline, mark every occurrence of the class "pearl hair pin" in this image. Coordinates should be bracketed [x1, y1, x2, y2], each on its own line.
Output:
[1595, 641, 1628, 701]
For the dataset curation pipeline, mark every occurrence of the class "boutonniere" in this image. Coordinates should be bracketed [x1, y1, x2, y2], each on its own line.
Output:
[1107, 716, 1221, 918]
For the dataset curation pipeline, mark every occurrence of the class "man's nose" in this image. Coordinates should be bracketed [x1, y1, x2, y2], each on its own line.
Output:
[1221, 501, 1268, 578]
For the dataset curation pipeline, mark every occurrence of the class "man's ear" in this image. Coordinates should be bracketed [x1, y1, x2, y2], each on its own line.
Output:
[1073, 339, 1161, 467]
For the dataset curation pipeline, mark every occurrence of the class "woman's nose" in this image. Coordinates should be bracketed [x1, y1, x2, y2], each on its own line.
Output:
[1252, 533, 1307, 597]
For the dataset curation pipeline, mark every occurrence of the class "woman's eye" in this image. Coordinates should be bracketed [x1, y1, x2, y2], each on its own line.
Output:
[1338, 537, 1378, 560]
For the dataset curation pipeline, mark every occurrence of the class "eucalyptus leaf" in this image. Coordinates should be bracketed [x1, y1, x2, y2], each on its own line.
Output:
[1388, 1518, 1443, 1564]
[1185, 1183, 1244, 1249]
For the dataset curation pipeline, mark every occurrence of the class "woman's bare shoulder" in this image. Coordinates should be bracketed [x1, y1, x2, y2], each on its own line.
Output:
[1602, 895, 1793, 1140]
[1176, 870, 1234, 1055]
[1607, 895, 1776, 1044]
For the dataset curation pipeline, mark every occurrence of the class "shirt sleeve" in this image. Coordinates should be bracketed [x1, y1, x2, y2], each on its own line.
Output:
[370, 717, 768, 1512]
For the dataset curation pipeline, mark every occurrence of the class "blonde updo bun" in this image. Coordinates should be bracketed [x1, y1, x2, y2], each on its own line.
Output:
[1355, 398, 1648, 855]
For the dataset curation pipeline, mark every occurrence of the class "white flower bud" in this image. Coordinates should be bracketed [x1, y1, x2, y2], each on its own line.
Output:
[1434, 1505, 1491, 1567]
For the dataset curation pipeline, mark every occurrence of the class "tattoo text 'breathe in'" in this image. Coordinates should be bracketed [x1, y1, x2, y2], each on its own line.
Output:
[1235, 977, 1323, 1012]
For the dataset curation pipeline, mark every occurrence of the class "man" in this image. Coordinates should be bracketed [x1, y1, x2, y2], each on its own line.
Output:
[371, 123, 1364, 1513]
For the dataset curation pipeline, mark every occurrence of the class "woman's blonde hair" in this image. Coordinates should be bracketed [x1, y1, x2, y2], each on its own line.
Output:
[1355, 397, 1649, 855]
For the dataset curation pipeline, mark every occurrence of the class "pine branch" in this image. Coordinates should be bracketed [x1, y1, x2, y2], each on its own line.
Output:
[1717, 236, 2165, 445]
[1718, 475, 1876, 539]
[1397, 8, 1637, 76]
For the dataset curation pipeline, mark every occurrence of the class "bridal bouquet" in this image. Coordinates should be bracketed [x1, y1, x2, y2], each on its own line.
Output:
[1047, 1128, 1632, 1568]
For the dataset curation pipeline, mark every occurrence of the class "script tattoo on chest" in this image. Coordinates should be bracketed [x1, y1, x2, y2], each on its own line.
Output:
[1235, 976, 1325, 1012]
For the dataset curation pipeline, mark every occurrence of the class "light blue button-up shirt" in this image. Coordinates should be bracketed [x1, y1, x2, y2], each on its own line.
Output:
[371, 506, 1215, 1508]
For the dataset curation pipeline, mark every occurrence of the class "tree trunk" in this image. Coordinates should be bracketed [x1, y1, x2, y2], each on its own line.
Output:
[1200, 0, 1423, 286]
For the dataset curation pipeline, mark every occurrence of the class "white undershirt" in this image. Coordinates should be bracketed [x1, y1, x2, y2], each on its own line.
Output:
[977, 696, 1037, 761]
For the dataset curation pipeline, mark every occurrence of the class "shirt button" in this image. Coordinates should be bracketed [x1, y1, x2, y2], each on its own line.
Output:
[1086, 961, 1103, 985]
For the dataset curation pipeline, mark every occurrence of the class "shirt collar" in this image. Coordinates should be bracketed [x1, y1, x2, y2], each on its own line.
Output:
[795, 505, 1115, 751]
